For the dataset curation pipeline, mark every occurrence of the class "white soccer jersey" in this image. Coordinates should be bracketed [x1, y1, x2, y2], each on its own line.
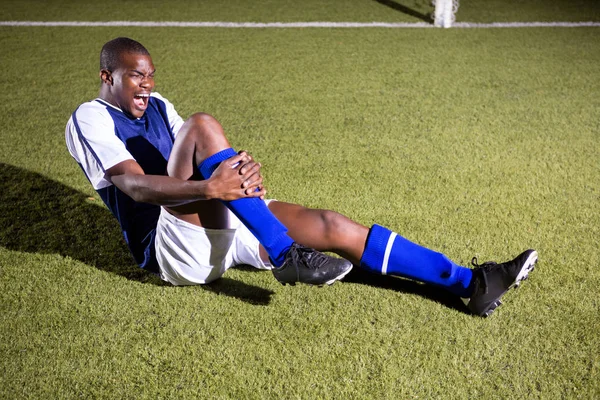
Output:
[65, 92, 184, 190]
[65, 92, 185, 272]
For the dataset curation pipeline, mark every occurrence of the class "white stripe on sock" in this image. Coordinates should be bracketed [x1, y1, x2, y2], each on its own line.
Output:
[381, 232, 397, 275]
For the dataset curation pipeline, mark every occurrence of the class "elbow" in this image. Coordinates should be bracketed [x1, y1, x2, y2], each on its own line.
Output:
[129, 188, 148, 203]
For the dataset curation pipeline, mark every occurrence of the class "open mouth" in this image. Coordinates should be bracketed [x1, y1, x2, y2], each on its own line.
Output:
[133, 93, 150, 109]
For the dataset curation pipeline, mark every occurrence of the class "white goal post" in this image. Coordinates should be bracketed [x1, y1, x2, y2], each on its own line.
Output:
[433, 0, 459, 28]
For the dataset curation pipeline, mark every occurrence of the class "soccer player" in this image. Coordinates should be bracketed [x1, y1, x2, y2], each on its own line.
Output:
[66, 37, 537, 317]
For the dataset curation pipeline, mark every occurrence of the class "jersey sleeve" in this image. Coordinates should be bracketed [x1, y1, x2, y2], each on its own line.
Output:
[65, 102, 134, 190]
[151, 92, 185, 137]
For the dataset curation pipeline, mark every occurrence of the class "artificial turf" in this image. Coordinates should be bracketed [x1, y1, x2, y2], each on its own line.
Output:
[1, 1, 599, 398]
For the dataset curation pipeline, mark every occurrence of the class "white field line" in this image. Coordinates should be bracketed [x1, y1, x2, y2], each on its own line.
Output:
[0, 21, 599, 28]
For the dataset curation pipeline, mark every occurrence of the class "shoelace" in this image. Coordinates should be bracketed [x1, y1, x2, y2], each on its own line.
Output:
[471, 257, 493, 294]
[290, 244, 328, 270]
[471, 257, 497, 269]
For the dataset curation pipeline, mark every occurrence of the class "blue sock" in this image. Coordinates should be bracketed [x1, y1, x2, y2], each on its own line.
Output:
[198, 148, 294, 267]
[360, 225, 473, 297]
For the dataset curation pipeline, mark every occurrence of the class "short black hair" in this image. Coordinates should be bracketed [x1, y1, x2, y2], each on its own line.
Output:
[100, 37, 150, 71]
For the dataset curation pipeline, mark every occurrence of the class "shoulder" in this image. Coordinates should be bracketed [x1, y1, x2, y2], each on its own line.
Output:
[71, 99, 114, 127]
[67, 99, 118, 145]
[74, 98, 111, 115]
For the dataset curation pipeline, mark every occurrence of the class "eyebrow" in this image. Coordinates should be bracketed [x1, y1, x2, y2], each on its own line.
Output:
[130, 69, 156, 75]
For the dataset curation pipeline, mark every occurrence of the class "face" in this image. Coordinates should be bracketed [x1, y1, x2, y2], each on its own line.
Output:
[100, 52, 155, 118]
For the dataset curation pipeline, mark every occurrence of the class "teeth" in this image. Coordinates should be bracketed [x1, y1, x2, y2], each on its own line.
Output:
[135, 94, 150, 98]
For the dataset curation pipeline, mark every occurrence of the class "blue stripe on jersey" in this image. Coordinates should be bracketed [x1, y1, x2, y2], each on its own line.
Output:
[72, 105, 106, 172]
[89, 96, 176, 273]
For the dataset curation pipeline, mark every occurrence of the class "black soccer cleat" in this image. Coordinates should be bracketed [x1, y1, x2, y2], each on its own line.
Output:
[272, 243, 353, 286]
[463, 249, 538, 317]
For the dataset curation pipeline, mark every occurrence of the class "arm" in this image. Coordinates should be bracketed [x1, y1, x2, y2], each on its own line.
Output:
[67, 100, 264, 207]
[107, 152, 265, 206]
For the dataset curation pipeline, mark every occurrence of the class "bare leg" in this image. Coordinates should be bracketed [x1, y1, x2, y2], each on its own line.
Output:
[160, 113, 354, 286]
[165, 113, 231, 229]
[265, 201, 369, 265]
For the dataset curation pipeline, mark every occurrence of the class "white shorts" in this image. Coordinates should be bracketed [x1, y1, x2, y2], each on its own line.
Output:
[154, 202, 273, 286]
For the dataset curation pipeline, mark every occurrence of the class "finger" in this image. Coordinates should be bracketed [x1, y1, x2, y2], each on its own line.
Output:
[238, 160, 257, 175]
[240, 161, 261, 176]
[224, 153, 245, 167]
[243, 171, 263, 188]
[246, 186, 266, 197]
[239, 155, 252, 169]
[236, 150, 251, 161]
[242, 168, 263, 187]
[254, 184, 266, 199]
[238, 150, 255, 162]
[239, 161, 258, 179]
[242, 174, 263, 190]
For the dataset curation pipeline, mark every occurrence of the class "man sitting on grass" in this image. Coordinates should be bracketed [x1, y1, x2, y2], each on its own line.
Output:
[66, 37, 537, 317]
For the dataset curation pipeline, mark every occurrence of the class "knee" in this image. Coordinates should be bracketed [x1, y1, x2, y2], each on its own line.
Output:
[180, 112, 228, 146]
[185, 112, 221, 135]
[187, 112, 217, 126]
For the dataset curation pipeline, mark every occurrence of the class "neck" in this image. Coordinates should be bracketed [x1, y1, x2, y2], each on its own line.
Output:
[98, 86, 114, 106]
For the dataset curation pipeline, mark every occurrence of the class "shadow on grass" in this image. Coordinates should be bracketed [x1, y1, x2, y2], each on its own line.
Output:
[345, 266, 468, 314]
[1, 163, 466, 311]
[0, 163, 273, 305]
[373, 0, 432, 23]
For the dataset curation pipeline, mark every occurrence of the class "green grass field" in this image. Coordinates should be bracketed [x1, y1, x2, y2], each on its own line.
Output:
[1, 1, 599, 398]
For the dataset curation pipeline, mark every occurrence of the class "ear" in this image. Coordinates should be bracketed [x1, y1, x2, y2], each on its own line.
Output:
[99, 69, 113, 85]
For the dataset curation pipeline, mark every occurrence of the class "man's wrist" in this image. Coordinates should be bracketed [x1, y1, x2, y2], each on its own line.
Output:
[199, 178, 217, 201]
